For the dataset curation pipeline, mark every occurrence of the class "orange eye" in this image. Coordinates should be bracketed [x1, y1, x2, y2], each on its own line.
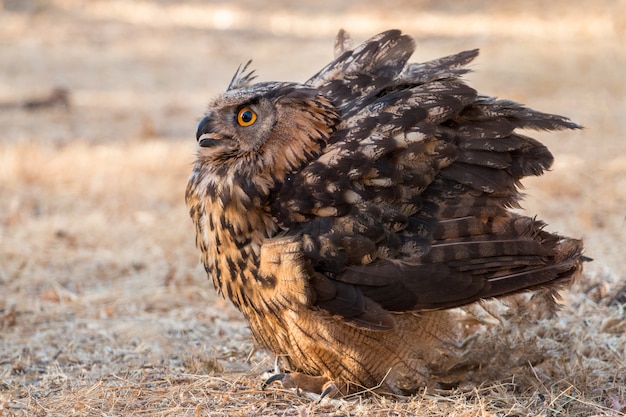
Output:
[237, 107, 257, 127]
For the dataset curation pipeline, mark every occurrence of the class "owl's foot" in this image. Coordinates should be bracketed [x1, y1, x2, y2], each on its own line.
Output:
[262, 372, 339, 399]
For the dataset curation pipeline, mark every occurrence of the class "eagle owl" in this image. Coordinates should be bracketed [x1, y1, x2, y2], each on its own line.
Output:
[186, 30, 584, 396]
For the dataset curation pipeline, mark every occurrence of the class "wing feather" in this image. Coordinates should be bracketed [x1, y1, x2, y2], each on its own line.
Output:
[270, 30, 583, 329]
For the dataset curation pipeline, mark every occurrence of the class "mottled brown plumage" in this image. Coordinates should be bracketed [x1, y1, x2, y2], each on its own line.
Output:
[185, 30, 584, 396]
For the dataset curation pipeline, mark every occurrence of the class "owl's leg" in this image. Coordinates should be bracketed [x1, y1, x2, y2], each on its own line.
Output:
[262, 372, 339, 399]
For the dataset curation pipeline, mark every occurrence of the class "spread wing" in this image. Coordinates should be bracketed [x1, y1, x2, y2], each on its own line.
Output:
[270, 30, 583, 330]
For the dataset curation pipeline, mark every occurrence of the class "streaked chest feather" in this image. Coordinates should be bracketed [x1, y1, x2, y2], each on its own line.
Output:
[187, 167, 280, 308]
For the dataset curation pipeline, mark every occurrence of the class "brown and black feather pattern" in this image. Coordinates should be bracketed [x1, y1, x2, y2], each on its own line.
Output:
[186, 29, 584, 395]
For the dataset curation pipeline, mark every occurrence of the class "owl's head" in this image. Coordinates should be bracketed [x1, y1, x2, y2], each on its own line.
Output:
[194, 65, 340, 181]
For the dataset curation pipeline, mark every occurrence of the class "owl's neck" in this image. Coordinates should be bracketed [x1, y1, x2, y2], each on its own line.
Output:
[186, 165, 280, 309]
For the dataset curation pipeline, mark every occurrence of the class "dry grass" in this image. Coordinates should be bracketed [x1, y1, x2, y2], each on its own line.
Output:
[1, 0, 625, 416]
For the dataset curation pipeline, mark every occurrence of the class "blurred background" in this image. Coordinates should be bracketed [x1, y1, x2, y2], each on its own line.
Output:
[1, 0, 624, 146]
[0, 0, 625, 413]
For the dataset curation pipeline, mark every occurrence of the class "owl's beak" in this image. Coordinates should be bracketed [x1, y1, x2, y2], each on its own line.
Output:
[196, 115, 219, 147]
[197, 136, 221, 148]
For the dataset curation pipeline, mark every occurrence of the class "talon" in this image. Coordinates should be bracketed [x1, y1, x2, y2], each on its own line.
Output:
[262, 373, 286, 390]
[319, 382, 339, 400]
[262, 371, 334, 396]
